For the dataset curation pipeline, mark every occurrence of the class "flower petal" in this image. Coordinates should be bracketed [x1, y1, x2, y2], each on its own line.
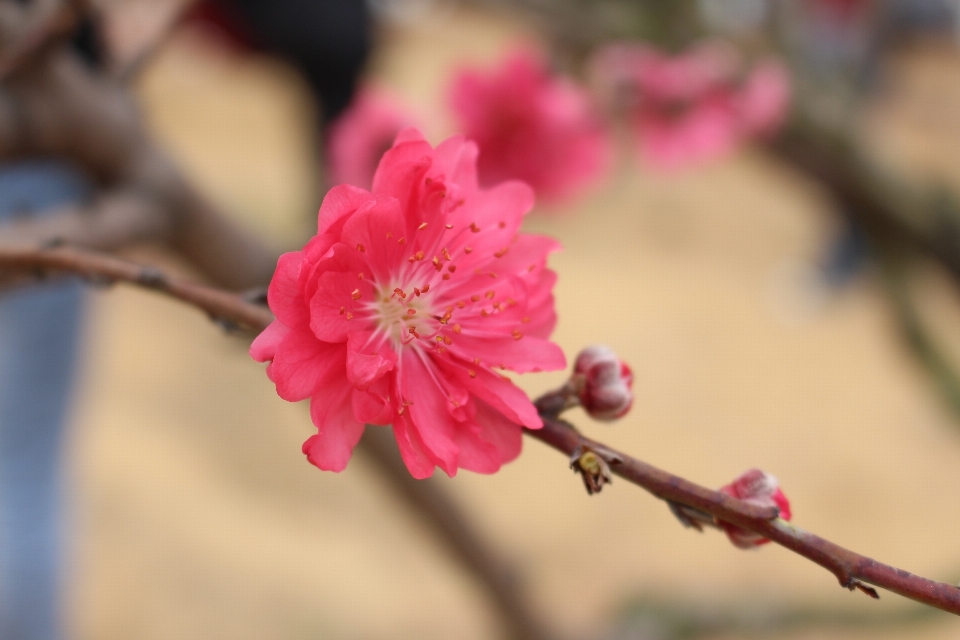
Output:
[352, 379, 395, 425]
[308, 270, 376, 343]
[266, 251, 309, 327]
[346, 331, 397, 390]
[441, 361, 542, 429]
[271, 329, 346, 402]
[304, 379, 366, 472]
[449, 334, 565, 374]
[318, 184, 374, 236]
[399, 350, 463, 476]
[339, 195, 408, 282]
[250, 320, 290, 363]
[393, 416, 438, 479]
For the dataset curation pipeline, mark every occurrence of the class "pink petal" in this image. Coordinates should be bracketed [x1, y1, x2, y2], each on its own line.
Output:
[352, 378, 395, 425]
[249, 320, 290, 363]
[523, 269, 559, 339]
[432, 135, 480, 193]
[371, 138, 433, 202]
[327, 88, 417, 189]
[393, 417, 438, 479]
[268, 251, 309, 328]
[271, 328, 346, 402]
[473, 398, 524, 465]
[399, 351, 463, 476]
[443, 362, 542, 429]
[304, 379, 366, 472]
[449, 334, 565, 374]
[317, 184, 374, 236]
[308, 270, 375, 343]
[453, 421, 502, 474]
[393, 127, 426, 145]
[346, 331, 397, 389]
[339, 195, 408, 281]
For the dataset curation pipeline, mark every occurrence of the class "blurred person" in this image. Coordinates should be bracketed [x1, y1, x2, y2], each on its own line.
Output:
[0, 163, 90, 640]
[187, 0, 372, 125]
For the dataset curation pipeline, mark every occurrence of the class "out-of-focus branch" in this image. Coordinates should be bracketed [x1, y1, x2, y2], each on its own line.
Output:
[0, 244, 273, 331]
[359, 428, 555, 640]
[768, 119, 960, 289]
[0, 4, 279, 289]
[113, 0, 200, 82]
[6, 245, 958, 617]
[0, 187, 170, 250]
[877, 254, 960, 417]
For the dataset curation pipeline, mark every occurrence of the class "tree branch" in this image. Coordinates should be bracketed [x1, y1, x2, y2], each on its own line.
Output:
[0, 244, 272, 331]
[4, 243, 958, 616]
[527, 404, 960, 616]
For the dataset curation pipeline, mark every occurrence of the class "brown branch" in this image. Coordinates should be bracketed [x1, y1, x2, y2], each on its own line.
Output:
[359, 428, 555, 640]
[113, 0, 201, 83]
[6, 245, 960, 617]
[0, 15, 279, 289]
[528, 399, 960, 616]
[0, 244, 272, 331]
[768, 125, 960, 288]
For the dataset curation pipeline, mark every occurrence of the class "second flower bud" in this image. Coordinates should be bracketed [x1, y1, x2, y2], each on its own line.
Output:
[570, 345, 634, 421]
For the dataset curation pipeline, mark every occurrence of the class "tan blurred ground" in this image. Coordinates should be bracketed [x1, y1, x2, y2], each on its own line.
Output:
[66, 6, 960, 640]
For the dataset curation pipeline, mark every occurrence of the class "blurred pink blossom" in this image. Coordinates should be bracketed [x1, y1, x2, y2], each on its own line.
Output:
[591, 42, 791, 170]
[738, 60, 792, 136]
[449, 48, 611, 205]
[251, 129, 565, 478]
[326, 87, 418, 189]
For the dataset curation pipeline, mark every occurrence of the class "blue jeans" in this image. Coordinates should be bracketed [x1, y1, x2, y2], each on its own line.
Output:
[0, 162, 89, 640]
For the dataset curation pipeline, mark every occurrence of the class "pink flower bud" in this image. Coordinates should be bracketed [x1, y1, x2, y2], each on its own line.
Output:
[573, 345, 634, 421]
[718, 468, 792, 549]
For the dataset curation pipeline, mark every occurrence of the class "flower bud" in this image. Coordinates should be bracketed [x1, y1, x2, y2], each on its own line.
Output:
[718, 468, 792, 549]
[572, 345, 634, 421]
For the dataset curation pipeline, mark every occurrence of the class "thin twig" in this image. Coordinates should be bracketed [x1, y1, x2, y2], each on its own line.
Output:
[529, 396, 960, 615]
[5, 244, 960, 616]
[0, 244, 272, 331]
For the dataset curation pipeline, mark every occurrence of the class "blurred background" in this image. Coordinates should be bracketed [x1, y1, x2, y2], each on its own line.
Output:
[7, 0, 960, 638]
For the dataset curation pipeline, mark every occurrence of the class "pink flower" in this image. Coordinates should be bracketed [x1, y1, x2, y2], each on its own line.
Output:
[251, 128, 566, 478]
[326, 87, 418, 189]
[449, 48, 611, 204]
[718, 469, 792, 549]
[591, 42, 791, 170]
[737, 60, 791, 137]
[572, 345, 634, 421]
